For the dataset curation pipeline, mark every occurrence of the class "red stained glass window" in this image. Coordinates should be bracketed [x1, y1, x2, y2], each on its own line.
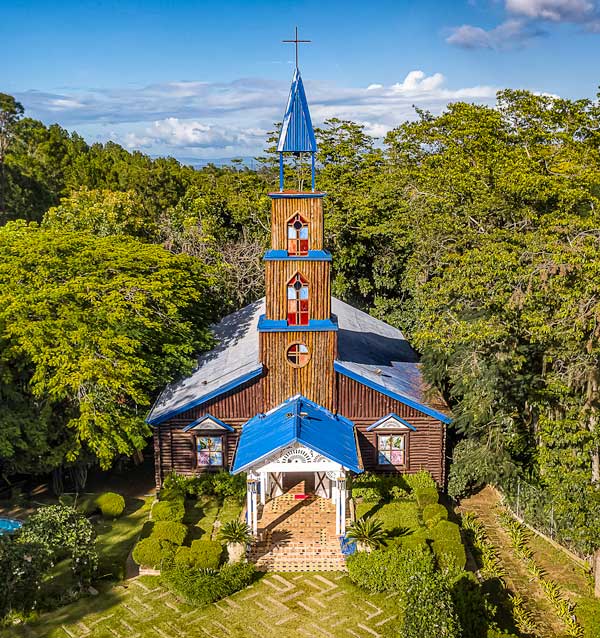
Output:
[287, 273, 309, 326]
[287, 214, 309, 256]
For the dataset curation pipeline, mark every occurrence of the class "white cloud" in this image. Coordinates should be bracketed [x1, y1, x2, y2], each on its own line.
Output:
[506, 0, 594, 21]
[15, 72, 499, 159]
[447, 0, 599, 50]
[446, 19, 545, 49]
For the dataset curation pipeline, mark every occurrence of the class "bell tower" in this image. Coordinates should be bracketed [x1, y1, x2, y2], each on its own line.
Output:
[258, 38, 338, 411]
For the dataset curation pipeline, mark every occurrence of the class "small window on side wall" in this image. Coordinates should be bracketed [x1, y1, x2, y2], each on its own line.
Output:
[196, 435, 223, 467]
[287, 213, 309, 256]
[377, 434, 405, 466]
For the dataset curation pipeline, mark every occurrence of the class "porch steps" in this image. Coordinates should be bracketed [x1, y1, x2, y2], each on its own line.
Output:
[248, 542, 346, 572]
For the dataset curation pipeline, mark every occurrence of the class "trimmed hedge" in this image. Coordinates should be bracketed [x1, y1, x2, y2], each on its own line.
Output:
[404, 470, 436, 493]
[151, 521, 187, 546]
[175, 540, 223, 570]
[422, 503, 448, 528]
[96, 492, 125, 519]
[415, 487, 439, 508]
[428, 520, 465, 569]
[347, 545, 435, 593]
[153, 500, 185, 522]
[160, 561, 255, 606]
[132, 537, 175, 568]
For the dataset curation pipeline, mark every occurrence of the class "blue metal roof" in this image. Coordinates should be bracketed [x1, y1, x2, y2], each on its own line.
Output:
[231, 395, 362, 474]
[277, 69, 317, 153]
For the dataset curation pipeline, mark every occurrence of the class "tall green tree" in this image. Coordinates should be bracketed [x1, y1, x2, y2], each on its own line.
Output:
[0, 93, 24, 216]
[0, 222, 219, 473]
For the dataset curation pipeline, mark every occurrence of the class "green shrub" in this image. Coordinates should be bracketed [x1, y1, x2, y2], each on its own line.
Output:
[96, 492, 125, 519]
[347, 545, 435, 593]
[401, 568, 460, 638]
[389, 485, 410, 500]
[151, 521, 187, 546]
[398, 531, 430, 552]
[415, 487, 439, 508]
[429, 520, 462, 544]
[432, 539, 467, 570]
[190, 540, 223, 569]
[160, 561, 255, 606]
[422, 503, 448, 528]
[449, 572, 489, 638]
[404, 470, 436, 493]
[153, 500, 185, 522]
[132, 537, 175, 569]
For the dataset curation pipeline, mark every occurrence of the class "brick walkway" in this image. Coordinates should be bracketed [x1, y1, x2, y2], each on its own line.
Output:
[249, 481, 346, 571]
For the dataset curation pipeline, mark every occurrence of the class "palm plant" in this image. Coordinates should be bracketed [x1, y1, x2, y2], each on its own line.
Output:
[346, 517, 387, 552]
[220, 520, 253, 563]
[220, 520, 254, 544]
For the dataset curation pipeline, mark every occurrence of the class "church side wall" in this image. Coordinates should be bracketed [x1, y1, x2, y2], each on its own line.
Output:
[152, 377, 262, 487]
[337, 374, 446, 485]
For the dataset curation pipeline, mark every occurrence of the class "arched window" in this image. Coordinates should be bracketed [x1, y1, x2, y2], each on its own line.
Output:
[287, 273, 309, 326]
[287, 213, 309, 256]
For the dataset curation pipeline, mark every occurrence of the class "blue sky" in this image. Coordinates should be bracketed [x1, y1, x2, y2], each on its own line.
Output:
[2, 0, 599, 160]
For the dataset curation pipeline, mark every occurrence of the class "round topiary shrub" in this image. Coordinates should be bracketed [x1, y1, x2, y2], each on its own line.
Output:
[152, 500, 185, 522]
[190, 539, 223, 569]
[132, 537, 174, 568]
[422, 503, 449, 528]
[415, 487, 439, 509]
[151, 521, 187, 546]
[96, 492, 125, 519]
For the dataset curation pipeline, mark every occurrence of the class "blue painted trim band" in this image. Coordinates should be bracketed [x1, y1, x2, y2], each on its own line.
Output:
[147, 367, 264, 425]
[258, 316, 338, 332]
[263, 249, 332, 261]
[268, 192, 326, 199]
[366, 413, 417, 432]
[334, 362, 452, 424]
[183, 413, 235, 433]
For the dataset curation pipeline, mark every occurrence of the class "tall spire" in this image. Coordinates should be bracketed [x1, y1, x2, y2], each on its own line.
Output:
[278, 28, 317, 192]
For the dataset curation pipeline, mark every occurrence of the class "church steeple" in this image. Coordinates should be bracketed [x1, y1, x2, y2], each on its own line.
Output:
[257, 32, 338, 411]
[278, 27, 317, 192]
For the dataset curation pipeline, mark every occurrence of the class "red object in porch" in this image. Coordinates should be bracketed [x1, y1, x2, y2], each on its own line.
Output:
[294, 494, 309, 500]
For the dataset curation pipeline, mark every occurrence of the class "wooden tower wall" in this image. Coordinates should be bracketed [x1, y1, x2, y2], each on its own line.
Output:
[265, 260, 331, 321]
[270, 196, 324, 251]
[260, 330, 336, 411]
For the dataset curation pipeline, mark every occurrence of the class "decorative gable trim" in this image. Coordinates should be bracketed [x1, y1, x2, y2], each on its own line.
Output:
[182, 414, 235, 433]
[366, 413, 416, 432]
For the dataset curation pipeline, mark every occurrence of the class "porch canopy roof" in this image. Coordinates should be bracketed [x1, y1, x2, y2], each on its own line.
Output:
[231, 395, 363, 475]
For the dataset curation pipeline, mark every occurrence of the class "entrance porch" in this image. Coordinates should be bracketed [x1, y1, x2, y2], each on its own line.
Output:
[248, 478, 347, 571]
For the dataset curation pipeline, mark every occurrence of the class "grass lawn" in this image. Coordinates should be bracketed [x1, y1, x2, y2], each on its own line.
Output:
[2, 572, 400, 638]
[356, 499, 422, 536]
[95, 495, 152, 579]
[185, 495, 243, 542]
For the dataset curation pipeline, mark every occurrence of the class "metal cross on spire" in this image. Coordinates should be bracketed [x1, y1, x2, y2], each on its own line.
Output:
[283, 26, 311, 69]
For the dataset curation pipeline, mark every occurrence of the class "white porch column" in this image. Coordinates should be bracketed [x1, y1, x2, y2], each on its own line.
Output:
[259, 472, 267, 505]
[336, 475, 347, 536]
[246, 476, 259, 536]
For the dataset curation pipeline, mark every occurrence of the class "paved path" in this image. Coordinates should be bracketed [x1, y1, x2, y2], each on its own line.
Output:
[9, 573, 400, 638]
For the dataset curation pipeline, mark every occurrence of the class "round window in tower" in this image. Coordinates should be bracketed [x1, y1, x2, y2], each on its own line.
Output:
[286, 342, 310, 368]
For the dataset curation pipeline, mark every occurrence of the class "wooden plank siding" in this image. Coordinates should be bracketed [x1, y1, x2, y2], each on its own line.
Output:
[270, 196, 324, 251]
[260, 331, 336, 411]
[153, 371, 445, 487]
[265, 260, 331, 321]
